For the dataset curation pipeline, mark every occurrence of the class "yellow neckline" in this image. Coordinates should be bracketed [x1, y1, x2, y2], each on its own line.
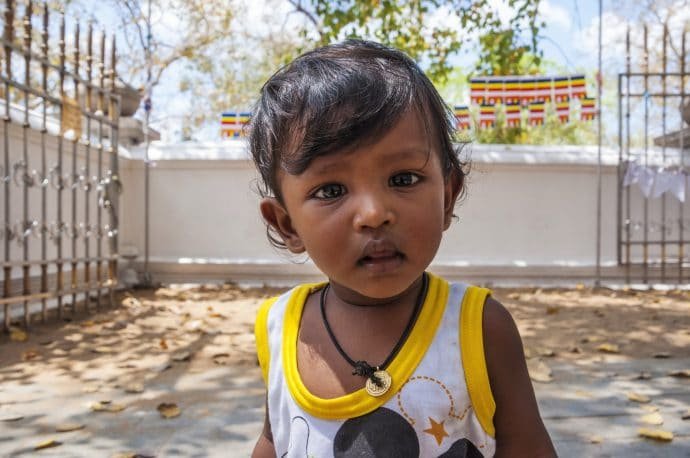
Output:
[282, 272, 449, 420]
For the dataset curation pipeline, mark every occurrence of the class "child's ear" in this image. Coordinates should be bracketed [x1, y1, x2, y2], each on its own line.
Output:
[443, 170, 463, 230]
[259, 197, 306, 253]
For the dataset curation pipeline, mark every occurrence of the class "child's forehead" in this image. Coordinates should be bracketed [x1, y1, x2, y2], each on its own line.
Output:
[284, 109, 436, 174]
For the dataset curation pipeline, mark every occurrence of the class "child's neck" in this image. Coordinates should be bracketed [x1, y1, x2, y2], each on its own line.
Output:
[327, 274, 426, 309]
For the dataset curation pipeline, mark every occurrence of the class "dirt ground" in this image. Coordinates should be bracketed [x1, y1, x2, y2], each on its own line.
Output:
[2, 282, 688, 382]
[1, 282, 689, 455]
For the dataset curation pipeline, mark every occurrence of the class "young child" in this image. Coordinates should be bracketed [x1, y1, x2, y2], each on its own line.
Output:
[250, 39, 556, 458]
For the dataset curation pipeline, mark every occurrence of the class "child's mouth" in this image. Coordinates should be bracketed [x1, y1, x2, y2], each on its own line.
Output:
[358, 248, 405, 271]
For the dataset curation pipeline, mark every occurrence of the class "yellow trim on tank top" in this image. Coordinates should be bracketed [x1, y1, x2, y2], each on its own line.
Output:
[282, 272, 449, 420]
[460, 286, 497, 437]
[255, 296, 279, 384]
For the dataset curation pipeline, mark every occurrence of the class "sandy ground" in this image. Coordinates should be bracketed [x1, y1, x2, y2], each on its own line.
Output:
[0, 282, 689, 455]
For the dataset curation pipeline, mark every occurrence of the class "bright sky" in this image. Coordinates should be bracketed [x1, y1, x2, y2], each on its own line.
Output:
[65, 0, 688, 143]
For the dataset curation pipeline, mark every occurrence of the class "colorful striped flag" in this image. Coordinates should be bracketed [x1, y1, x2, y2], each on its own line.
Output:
[556, 100, 570, 123]
[454, 105, 471, 130]
[570, 75, 587, 99]
[221, 111, 251, 138]
[580, 97, 596, 120]
[505, 103, 522, 127]
[479, 103, 496, 128]
[528, 102, 546, 126]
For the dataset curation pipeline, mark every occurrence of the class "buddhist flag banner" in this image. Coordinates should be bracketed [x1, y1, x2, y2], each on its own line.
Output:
[469, 74, 589, 107]
[470, 79, 488, 104]
[221, 111, 251, 138]
[580, 97, 596, 121]
[454, 105, 471, 130]
[479, 104, 496, 128]
[556, 100, 570, 123]
[570, 75, 586, 99]
[238, 112, 251, 125]
[528, 102, 545, 126]
[553, 77, 570, 102]
[505, 103, 522, 127]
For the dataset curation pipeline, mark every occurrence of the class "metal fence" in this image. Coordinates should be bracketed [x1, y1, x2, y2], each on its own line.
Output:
[0, 0, 121, 331]
[618, 24, 689, 284]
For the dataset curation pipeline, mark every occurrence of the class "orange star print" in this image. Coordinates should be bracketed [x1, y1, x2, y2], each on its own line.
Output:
[423, 417, 449, 445]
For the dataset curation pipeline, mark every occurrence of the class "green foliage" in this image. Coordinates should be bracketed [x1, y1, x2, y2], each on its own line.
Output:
[474, 29, 542, 76]
[292, 0, 543, 85]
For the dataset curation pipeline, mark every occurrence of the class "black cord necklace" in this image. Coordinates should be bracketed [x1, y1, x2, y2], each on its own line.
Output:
[320, 272, 428, 397]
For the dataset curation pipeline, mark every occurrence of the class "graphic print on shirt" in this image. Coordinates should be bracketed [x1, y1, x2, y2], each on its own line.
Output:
[333, 407, 419, 457]
[282, 416, 311, 458]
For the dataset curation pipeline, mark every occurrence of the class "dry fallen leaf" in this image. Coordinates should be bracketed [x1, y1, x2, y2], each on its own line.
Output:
[172, 351, 191, 362]
[641, 405, 659, 413]
[527, 359, 553, 383]
[124, 383, 144, 394]
[589, 435, 603, 444]
[212, 353, 231, 365]
[507, 292, 520, 300]
[637, 428, 673, 442]
[56, 422, 85, 432]
[22, 349, 40, 361]
[80, 320, 96, 327]
[0, 412, 24, 422]
[537, 348, 556, 357]
[9, 327, 28, 342]
[633, 372, 652, 380]
[545, 306, 560, 315]
[157, 402, 181, 419]
[653, 352, 671, 359]
[640, 412, 664, 425]
[34, 439, 62, 450]
[581, 335, 602, 344]
[597, 343, 620, 354]
[627, 392, 651, 403]
[91, 401, 126, 413]
[668, 369, 690, 378]
[681, 410, 690, 420]
[82, 385, 100, 394]
[159, 339, 168, 350]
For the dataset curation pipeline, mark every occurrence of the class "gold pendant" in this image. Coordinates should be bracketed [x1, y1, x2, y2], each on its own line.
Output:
[365, 370, 392, 397]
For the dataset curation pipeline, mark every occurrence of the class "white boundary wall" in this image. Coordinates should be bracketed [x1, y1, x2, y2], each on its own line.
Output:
[117, 141, 651, 286]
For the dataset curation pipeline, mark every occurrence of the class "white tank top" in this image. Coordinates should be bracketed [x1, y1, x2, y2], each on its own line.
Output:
[255, 273, 496, 457]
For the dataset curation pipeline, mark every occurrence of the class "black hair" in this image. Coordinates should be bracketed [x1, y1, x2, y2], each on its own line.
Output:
[249, 39, 467, 249]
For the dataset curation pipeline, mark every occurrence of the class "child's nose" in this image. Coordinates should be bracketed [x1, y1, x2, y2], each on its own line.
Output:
[352, 192, 395, 230]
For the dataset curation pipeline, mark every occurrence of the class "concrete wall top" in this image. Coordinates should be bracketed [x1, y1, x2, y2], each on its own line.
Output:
[124, 140, 683, 170]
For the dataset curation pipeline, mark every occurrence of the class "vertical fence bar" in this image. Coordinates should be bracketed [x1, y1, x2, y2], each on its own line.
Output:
[680, 28, 687, 284]
[70, 23, 78, 314]
[56, 12, 65, 319]
[21, 1, 33, 328]
[642, 26, 649, 284]
[96, 31, 104, 310]
[84, 22, 92, 311]
[660, 26, 668, 283]
[2, 0, 14, 332]
[108, 36, 118, 307]
[625, 27, 631, 283]
[40, 2, 48, 322]
[617, 71, 622, 266]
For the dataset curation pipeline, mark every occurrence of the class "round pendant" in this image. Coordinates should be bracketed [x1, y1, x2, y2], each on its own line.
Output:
[365, 370, 392, 397]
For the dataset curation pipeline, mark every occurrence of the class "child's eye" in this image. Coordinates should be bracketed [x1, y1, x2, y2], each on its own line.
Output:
[389, 172, 420, 187]
[313, 183, 346, 199]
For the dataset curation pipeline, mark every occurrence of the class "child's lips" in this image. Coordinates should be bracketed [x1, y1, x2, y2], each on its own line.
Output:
[358, 240, 404, 270]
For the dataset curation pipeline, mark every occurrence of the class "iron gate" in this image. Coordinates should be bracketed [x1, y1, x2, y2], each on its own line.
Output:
[618, 24, 689, 284]
[0, 0, 121, 331]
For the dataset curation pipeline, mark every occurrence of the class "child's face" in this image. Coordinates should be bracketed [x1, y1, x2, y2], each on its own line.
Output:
[261, 110, 460, 299]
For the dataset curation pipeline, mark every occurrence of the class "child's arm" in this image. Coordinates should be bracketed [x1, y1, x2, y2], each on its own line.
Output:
[483, 297, 557, 457]
[251, 401, 276, 458]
